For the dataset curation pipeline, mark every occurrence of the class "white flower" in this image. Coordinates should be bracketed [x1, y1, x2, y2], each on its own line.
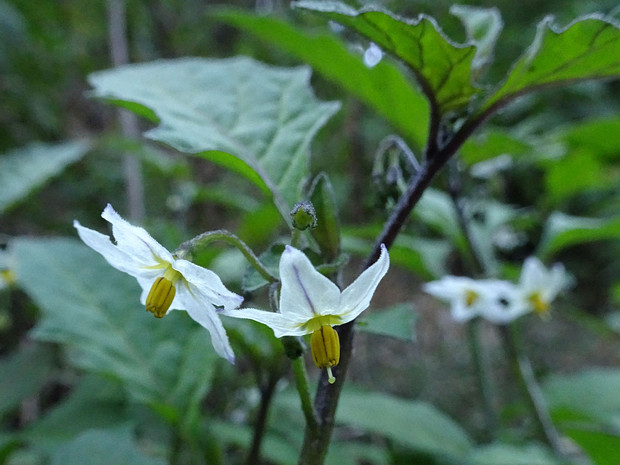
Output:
[424, 276, 527, 324]
[74, 204, 243, 363]
[516, 256, 570, 317]
[223, 244, 390, 383]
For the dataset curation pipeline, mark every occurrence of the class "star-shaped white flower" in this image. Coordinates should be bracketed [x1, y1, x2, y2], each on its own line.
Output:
[74, 204, 243, 363]
[424, 276, 527, 324]
[516, 256, 570, 317]
[223, 244, 390, 382]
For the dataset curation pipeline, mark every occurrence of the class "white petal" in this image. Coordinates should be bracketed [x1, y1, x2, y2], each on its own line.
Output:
[338, 244, 390, 323]
[519, 256, 546, 292]
[74, 220, 161, 279]
[173, 259, 243, 310]
[221, 307, 306, 337]
[177, 285, 235, 363]
[423, 276, 477, 301]
[102, 204, 174, 266]
[278, 246, 341, 320]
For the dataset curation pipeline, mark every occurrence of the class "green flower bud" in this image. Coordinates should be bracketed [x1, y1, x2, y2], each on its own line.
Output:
[290, 201, 317, 231]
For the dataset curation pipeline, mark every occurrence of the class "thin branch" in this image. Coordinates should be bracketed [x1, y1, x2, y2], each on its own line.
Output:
[499, 325, 568, 456]
[175, 229, 277, 283]
[107, 0, 145, 222]
[246, 366, 283, 465]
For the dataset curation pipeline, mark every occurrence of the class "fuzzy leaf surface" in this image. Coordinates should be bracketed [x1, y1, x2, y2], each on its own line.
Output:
[213, 9, 429, 148]
[0, 141, 89, 214]
[293, 1, 479, 113]
[481, 15, 620, 114]
[89, 57, 340, 221]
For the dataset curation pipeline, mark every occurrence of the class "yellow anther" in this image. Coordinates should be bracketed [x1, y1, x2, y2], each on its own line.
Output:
[145, 267, 182, 318]
[528, 292, 549, 316]
[310, 325, 340, 384]
[465, 289, 479, 307]
[1, 269, 16, 286]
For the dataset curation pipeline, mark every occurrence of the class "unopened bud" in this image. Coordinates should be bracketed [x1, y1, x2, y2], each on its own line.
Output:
[290, 201, 317, 231]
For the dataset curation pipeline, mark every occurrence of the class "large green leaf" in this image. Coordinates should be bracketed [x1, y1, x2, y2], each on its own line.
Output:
[88, 57, 340, 222]
[543, 368, 620, 465]
[357, 303, 416, 342]
[22, 376, 129, 455]
[50, 427, 167, 465]
[336, 389, 472, 459]
[538, 212, 620, 258]
[543, 367, 620, 423]
[13, 237, 218, 416]
[480, 15, 620, 114]
[467, 442, 561, 465]
[0, 343, 54, 418]
[0, 141, 89, 214]
[293, 1, 480, 114]
[213, 9, 429, 148]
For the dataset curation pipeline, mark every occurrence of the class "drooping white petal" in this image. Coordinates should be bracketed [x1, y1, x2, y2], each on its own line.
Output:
[177, 285, 235, 363]
[173, 259, 243, 311]
[101, 204, 174, 266]
[338, 244, 390, 323]
[221, 307, 307, 337]
[278, 245, 341, 320]
[74, 220, 162, 279]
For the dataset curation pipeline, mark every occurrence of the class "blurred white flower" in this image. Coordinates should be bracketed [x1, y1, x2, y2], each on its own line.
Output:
[223, 244, 389, 383]
[424, 276, 523, 323]
[516, 256, 571, 318]
[74, 204, 243, 363]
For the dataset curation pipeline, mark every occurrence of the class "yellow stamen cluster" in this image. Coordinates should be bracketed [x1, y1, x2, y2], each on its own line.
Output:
[465, 289, 479, 307]
[528, 292, 549, 316]
[310, 325, 340, 384]
[1, 269, 16, 286]
[146, 267, 182, 318]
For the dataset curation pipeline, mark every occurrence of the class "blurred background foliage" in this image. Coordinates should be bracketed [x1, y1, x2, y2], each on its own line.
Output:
[1, 0, 619, 464]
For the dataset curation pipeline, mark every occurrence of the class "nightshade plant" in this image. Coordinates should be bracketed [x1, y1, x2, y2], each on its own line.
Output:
[1, 1, 620, 465]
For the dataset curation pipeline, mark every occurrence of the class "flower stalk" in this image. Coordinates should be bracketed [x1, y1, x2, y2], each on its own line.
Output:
[175, 229, 277, 283]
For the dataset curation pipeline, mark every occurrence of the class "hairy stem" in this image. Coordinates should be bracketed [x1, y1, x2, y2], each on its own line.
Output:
[175, 229, 277, 283]
[107, 0, 145, 222]
[292, 357, 318, 431]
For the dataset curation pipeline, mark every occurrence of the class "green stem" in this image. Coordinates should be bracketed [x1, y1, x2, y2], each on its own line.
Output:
[175, 229, 277, 283]
[467, 318, 498, 442]
[292, 357, 318, 432]
[499, 324, 567, 456]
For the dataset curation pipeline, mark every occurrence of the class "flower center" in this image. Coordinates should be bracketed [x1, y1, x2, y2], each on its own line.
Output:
[1, 269, 15, 286]
[465, 289, 479, 307]
[145, 266, 182, 318]
[528, 292, 549, 315]
[310, 325, 340, 384]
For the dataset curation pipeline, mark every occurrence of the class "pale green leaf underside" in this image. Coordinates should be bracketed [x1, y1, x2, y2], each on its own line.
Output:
[293, 1, 479, 113]
[50, 428, 167, 465]
[0, 141, 90, 214]
[213, 9, 429, 149]
[538, 212, 620, 258]
[13, 237, 217, 414]
[481, 15, 620, 113]
[88, 57, 340, 220]
[337, 389, 472, 458]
